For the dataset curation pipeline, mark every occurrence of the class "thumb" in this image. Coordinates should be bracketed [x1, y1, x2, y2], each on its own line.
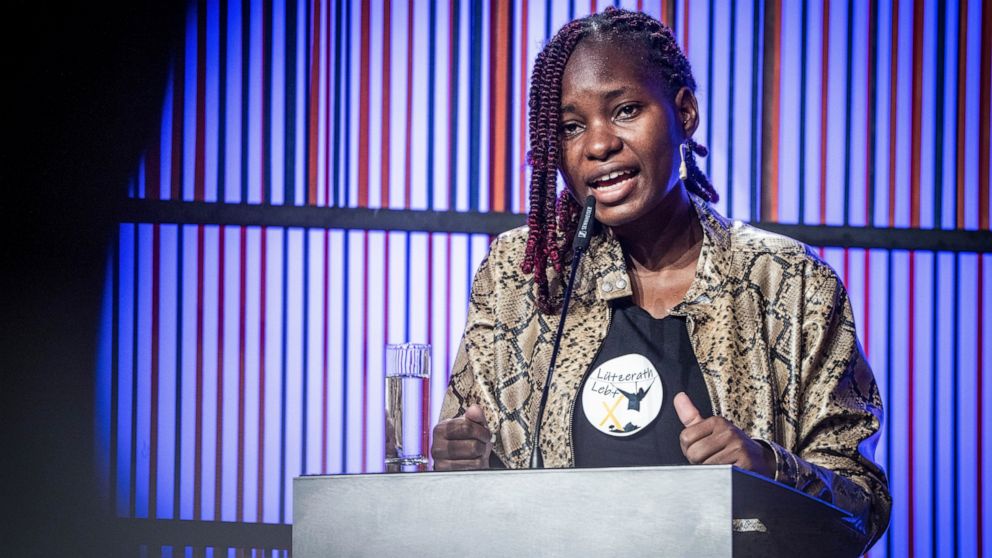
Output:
[674, 392, 703, 427]
[463, 404, 488, 427]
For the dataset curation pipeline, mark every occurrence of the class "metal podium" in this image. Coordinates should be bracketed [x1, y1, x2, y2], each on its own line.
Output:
[293, 465, 867, 557]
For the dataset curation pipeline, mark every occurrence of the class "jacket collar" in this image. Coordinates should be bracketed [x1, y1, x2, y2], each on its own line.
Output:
[580, 193, 736, 311]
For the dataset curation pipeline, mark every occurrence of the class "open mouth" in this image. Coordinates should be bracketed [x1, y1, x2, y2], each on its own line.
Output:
[589, 168, 639, 190]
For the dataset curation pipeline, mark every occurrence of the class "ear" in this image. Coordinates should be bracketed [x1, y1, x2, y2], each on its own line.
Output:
[673, 87, 699, 139]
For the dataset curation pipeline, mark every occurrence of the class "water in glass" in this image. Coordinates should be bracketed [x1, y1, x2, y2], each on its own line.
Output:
[385, 343, 431, 472]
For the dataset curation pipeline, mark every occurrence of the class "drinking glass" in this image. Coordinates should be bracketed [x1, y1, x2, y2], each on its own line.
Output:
[385, 343, 431, 472]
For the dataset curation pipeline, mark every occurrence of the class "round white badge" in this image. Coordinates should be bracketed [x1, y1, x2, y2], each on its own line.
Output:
[581, 353, 663, 437]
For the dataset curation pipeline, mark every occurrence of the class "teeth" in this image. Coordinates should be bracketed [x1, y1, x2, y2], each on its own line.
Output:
[595, 169, 633, 183]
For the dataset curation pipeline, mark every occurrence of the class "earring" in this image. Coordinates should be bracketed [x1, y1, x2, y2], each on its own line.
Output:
[678, 142, 689, 182]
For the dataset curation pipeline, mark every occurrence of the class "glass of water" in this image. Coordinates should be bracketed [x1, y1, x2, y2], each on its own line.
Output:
[385, 343, 431, 472]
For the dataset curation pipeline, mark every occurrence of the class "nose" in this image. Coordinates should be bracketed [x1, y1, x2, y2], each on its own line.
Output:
[584, 122, 622, 161]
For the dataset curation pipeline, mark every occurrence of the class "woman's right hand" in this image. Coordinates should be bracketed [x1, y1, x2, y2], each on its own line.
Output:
[431, 404, 493, 471]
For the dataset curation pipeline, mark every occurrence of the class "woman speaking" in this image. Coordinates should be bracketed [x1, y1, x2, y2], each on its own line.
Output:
[430, 7, 890, 552]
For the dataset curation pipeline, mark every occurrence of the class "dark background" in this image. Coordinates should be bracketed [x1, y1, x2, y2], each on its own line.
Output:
[3, 2, 184, 554]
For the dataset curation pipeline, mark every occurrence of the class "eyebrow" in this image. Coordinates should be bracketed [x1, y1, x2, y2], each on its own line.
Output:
[560, 87, 632, 114]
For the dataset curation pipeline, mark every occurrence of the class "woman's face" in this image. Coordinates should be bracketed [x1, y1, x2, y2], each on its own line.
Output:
[558, 39, 691, 232]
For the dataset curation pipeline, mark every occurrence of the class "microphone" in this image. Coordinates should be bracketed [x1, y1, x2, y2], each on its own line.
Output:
[530, 195, 597, 469]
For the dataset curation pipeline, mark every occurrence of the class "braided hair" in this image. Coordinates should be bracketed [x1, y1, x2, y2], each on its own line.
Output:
[521, 7, 718, 314]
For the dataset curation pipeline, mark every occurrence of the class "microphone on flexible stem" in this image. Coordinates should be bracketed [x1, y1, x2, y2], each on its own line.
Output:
[529, 195, 597, 469]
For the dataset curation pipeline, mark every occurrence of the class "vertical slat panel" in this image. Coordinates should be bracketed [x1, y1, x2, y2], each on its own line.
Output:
[866, 247, 889, 557]
[364, 230, 387, 471]
[775, 0, 799, 224]
[888, 249, 910, 557]
[201, 225, 220, 522]
[118, 224, 137, 517]
[260, 226, 282, 523]
[220, 225, 240, 522]
[303, 228, 323, 476]
[912, 251, 935, 555]
[934, 251, 955, 557]
[240, 225, 260, 522]
[730, 0, 752, 219]
[846, 0, 867, 229]
[179, 225, 198, 522]
[281, 227, 304, 521]
[98, 2, 992, 556]
[157, 224, 179, 520]
[326, 229, 346, 474]
[958, 252, 980, 557]
[759, 0, 780, 222]
[981, 253, 991, 558]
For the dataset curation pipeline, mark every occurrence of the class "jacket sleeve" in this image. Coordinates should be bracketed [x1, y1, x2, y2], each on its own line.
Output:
[438, 244, 498, 428]
[760, 262, 892, 552]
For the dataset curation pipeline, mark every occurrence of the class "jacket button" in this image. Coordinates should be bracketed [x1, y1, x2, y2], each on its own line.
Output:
[616, 278, 627, 289]
[601, 281, 613, 293]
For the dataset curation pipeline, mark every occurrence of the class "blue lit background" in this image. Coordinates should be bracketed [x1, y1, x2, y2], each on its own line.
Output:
[95, 0, 992, 556]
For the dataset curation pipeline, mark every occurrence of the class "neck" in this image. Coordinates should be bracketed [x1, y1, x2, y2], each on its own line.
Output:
[612, 187, 702, 273]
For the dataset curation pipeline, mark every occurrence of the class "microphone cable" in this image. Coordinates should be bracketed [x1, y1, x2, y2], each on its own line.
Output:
[529, 195, 597, 469]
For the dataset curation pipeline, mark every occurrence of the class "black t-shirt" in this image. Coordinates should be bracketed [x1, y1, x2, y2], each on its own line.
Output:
[572, 299, 714, 468]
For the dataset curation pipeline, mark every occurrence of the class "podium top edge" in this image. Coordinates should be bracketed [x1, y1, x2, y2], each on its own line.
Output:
[295, 463, 736, 480]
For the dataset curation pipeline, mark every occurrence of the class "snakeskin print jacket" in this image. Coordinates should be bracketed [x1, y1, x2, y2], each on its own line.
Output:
[439, 194, 891, 548]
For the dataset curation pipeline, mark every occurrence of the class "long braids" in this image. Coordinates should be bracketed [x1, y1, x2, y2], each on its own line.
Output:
[522, 7, 718, 314]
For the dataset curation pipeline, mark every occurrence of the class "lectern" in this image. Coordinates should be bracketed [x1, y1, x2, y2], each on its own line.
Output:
[293, 465, 866, 557]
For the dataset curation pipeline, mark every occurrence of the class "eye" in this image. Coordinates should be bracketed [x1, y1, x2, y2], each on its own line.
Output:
[560, 121, 583, 137]
[615, 103, 641, 120]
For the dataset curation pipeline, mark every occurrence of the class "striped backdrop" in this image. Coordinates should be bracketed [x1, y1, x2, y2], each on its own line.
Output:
[94, 0, 992, 556]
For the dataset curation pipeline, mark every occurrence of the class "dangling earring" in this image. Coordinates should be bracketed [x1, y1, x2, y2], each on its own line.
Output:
[678, 142, 689, 182]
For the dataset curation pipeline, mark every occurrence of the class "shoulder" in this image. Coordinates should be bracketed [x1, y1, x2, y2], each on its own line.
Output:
[479, 226, 529, 275]
[725, 221, 839, 285]
[470, 225, 533, 291]
[727, 220, 809, 258]
[490, 225, 530, 257]
[694, 196, 836, 286]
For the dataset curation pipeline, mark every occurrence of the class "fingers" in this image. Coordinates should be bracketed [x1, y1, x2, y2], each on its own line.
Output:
[678, 416, 716, 452]
[431, 434, 490, 470]
[434, 415, 491, 443]
[681, 421, 736, 464]
[701, 444, 742, 466]
[463, 404, 487, 427]
[432, 458, 489, 471]
[673, 392, 704, 427]
[430, 405, 494, 471]
[678, 416, 770, 475]
[431, 438, 488, 461]
[676, 396, 736, 466]
[700, 438, 770, 476]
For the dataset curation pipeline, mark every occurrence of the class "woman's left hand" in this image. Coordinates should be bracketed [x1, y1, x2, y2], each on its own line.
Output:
[673, 392, 776, 479]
